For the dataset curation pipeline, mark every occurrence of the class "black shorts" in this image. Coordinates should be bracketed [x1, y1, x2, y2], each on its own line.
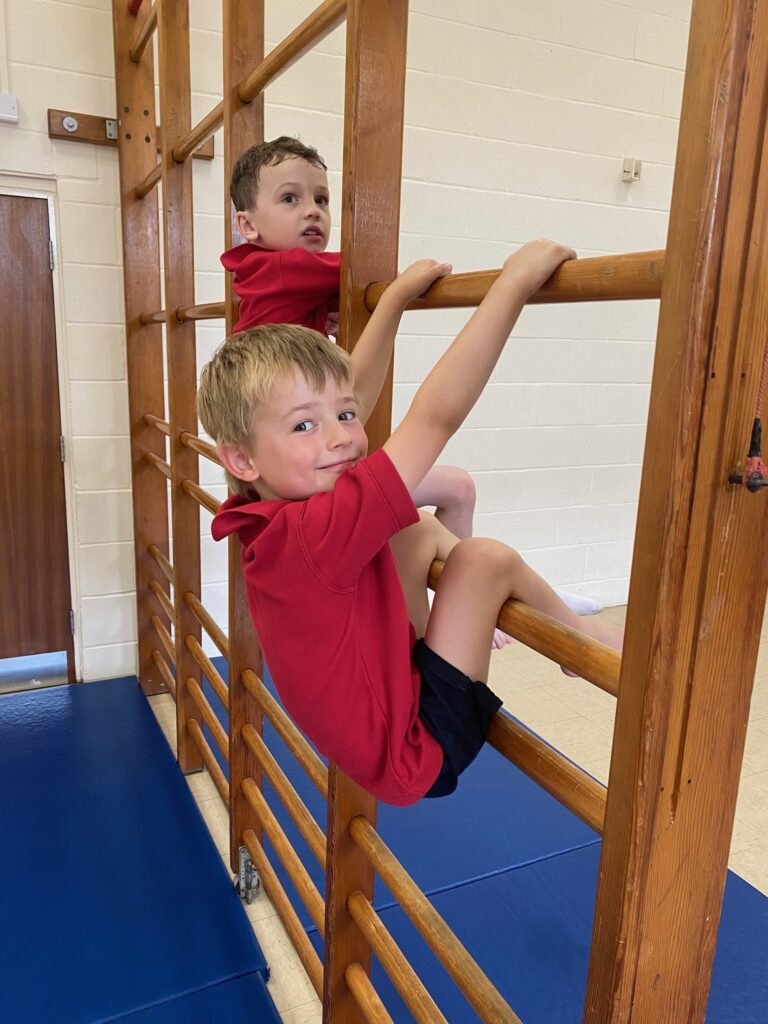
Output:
[414, 638, 502, 799]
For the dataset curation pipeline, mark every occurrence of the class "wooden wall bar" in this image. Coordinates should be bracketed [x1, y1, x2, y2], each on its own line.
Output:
[157, 0, 203, 773]
[322, 2, 409, 1018]
[584, 2, 768, 1020]
[365, 249, 664, 312]
[223, 0, 267, 876]
[111, 1, 169, 696]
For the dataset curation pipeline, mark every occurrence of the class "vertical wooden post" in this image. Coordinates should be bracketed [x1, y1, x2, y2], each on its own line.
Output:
[584, 2, 768, 1021]
[222, 0, 266, 874]
[112, 1, 169, 695]
[157, 0, 203, 772]
[323, 2, 409, 1020]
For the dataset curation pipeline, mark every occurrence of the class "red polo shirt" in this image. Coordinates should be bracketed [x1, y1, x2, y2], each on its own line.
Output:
[221, 243, 340, 334]
[212, 449, 444, 806]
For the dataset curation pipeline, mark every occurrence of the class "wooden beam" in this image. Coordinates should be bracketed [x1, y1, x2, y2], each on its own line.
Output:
[48, 108, 214, 158]
[584, 2, 768, 1020]
[157, 0, 203, 774]
[111, 1, 169, 696]
[223, 0, 267, 877]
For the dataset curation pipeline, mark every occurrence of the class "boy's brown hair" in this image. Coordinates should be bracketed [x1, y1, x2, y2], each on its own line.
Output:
[198, 323, 353, 497]
[230, 136, 327, 213]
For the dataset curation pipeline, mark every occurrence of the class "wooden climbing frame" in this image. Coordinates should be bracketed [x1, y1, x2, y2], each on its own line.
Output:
[109, 1, 768, 1021]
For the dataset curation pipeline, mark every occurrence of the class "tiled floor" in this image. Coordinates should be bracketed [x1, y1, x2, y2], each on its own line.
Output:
[149, 604, 768, 1023]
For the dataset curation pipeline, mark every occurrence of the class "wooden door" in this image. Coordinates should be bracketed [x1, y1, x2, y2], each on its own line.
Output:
[0, 194, 75, 681]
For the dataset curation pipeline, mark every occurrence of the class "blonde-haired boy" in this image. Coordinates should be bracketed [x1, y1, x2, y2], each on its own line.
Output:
[201, 240, 622, 806]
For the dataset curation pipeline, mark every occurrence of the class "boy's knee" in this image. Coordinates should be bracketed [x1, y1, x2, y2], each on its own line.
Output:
[450, 537, 521, 577]
[449, 467, 476, 509]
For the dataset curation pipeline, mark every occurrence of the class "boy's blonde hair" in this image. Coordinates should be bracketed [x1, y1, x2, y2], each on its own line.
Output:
[198, 324, 353, 496]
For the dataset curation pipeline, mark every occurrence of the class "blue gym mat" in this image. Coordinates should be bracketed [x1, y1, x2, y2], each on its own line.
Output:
[0, 679, 280, 1024]
[205, 657, 768, 1022]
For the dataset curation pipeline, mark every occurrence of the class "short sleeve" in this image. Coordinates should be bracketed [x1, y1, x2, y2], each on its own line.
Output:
[296, 450, 418, 590]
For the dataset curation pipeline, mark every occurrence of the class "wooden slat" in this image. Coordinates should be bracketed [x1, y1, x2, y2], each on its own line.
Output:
[184, 591, 229, 659]
[323, 4, 408, 1019]
[242, 723, 326, 867]
[149, 578, 174, 622]
[151, 649, 176, 698]
[158, 0, 204, 776]
[345, 962, 394, 1024]
[241, 777, 325, 931]
[144, 413, 169, 435]
[181, 478, 221, 516]
[177, 301, 226, 321]
[146, 451, 171, 479]
[187, 717, 229, 803]
[585, 2, 768, 1020]
[242, 829, 324, 998]
[429, 560, 620, 695]
[242, 669, 328, 797]
[180, 431, 221, 466]
[139, 307, 165, 324]
[185, 634, 229, 710]
[488, 714, 605, 833]
[129, 3, 157, 62]
[237, 0, 347, 104]
[366, 249, 665, 312]
[187, 677, 229, 760]
[135, 162, 162, 199]
[148, 543, 173, 586]
[347, 891, 448, 1024]
[150, 613, 175, 666]
[111, 2, 169, 696]
[222, 0, 267, 874]
[350, 816, 522, 1024]
[170, 101, 224, 164]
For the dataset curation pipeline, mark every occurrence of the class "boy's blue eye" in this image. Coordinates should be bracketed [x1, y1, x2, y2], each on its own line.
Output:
[339, 410, 356, 422]
[293, 420, 313, 433]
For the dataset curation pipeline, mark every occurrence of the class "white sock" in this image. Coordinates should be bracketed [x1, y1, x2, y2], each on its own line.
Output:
[555, 589, 602, 615]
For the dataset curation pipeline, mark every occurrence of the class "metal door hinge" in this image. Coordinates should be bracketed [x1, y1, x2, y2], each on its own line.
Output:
[49, 239, 55, 270]
[69, 610, 75, 636]
[60, 436, 66, 462]
[235, 845, 260, 904]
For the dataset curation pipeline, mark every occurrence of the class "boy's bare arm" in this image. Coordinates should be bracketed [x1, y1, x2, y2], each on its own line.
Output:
[384, 240, 576, 495]
[351, 259, 451, 423]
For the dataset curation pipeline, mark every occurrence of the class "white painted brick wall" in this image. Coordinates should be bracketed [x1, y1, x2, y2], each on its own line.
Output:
[0, 0, 691, 677]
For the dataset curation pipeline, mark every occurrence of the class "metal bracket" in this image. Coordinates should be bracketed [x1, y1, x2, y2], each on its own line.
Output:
[62, 115, 78, 133]
[235, 845, 260, 905]
[105, 118, 118, 141]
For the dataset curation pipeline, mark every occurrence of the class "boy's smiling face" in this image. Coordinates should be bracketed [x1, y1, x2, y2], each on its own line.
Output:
[220, 370, 368, 503]
[236, 157, 331, 253]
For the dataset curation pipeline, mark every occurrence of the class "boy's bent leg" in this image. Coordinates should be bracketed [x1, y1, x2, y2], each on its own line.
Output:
[411, 465, 476, 540]
[389, 511, 458, 637]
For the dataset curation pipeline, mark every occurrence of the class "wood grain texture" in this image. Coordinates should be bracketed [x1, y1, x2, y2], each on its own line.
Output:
[365, 250, 664, 311]
[584, 2, 768, 1020]
[157, 0, 203, 771]
[47, 109, 213, 158]
[111, 2, 169, 695]
[223, 0, 267, 875]
[323, 3, 408, 1019]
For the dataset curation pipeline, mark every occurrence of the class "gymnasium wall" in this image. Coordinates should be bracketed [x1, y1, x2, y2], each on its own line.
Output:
[0, 0, 690, 679]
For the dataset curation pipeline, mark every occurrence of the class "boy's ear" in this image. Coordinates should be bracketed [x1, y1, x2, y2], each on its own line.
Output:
[217, 442, 260, 483]
[235, 209, 260, 244]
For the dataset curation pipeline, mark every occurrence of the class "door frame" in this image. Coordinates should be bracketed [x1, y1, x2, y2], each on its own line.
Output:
[1, 175, 82, 680]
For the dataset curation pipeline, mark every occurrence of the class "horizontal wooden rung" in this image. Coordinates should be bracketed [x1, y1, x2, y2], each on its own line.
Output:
[187, 718, 228, 803]
[184, 591, 229, 659]
[242, 669, 329, 797]
[428, 560, 620, 695]
[180, 432, 222, 467]
[129, 2, 156, 62]
[349, 816, 522, 1024]
[366, 249, 664, 311]
[148, 543, 174, 585]
[185, 634, 229, 710]
[151, 649, 176, 699]
[187, 677, 229, 760]
[144, 413, 170, 435]
[488, 714, 606, 833]
[345, 962, 395, 1024]
[182, 479, 221, 516]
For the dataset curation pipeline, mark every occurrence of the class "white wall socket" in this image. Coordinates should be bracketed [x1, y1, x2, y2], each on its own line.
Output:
[0, 95, 19, 125]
